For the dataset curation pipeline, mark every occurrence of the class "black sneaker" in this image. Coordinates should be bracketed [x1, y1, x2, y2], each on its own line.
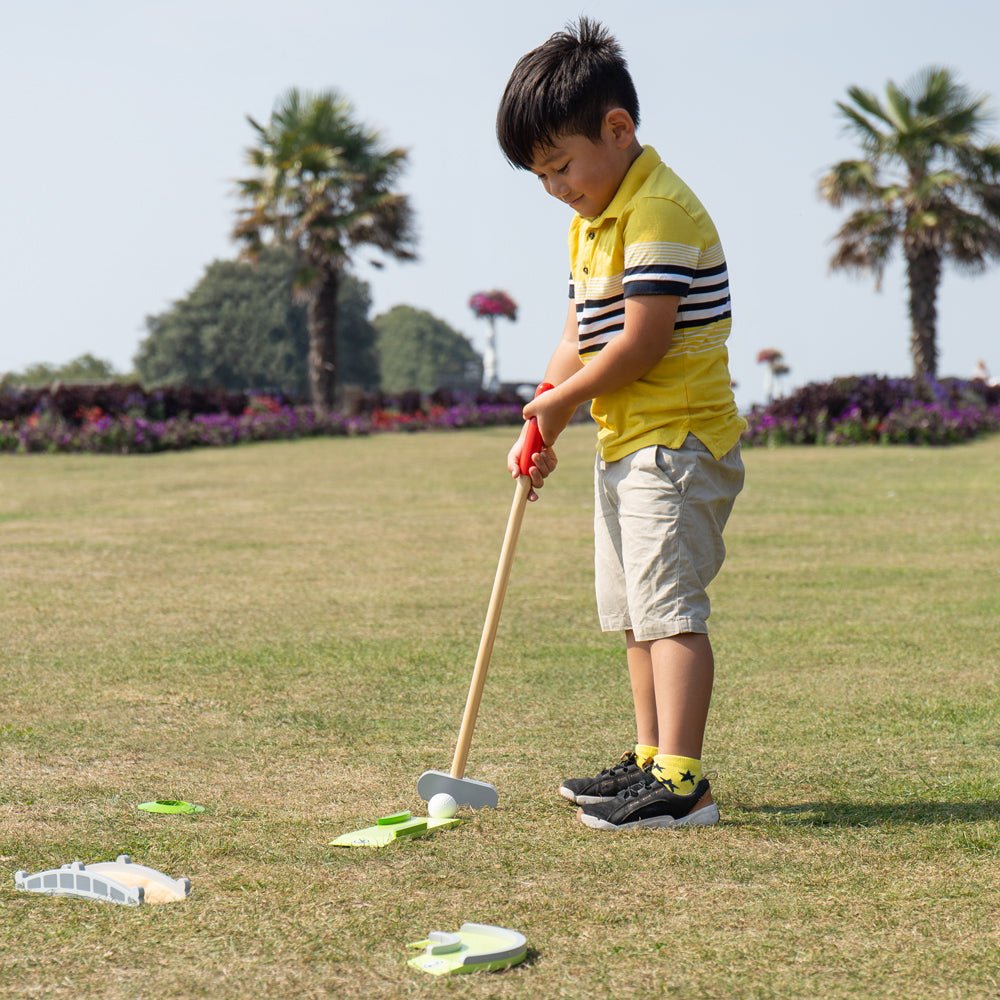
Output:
[558, 751, 651, 805]
[577, 775, 719, 830]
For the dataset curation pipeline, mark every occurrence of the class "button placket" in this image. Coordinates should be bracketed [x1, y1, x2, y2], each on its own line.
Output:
[583, 226, 597, 274]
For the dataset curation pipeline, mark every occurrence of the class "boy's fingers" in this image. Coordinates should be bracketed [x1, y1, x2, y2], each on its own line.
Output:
[532, 450, 556, 476]
[510, 441, 556, 495]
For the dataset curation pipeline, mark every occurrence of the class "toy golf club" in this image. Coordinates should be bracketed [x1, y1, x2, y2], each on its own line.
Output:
[418, 384, 553, 810]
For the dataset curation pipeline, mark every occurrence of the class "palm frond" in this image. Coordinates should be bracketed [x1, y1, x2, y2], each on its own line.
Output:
[845, 86, 888, 124]
[940, 203, 1000, 267]
[911, 67, 955, 116]
[836, 101, 886, 156]
[909, 170, 963, 203]
[818, 159, 883, 207]
[883, 81, 914, 135]
[970, 181, 1000, 220]
[828, 207, 900, 288]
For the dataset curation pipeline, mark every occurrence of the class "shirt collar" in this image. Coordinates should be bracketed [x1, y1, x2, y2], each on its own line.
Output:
[588, 145, 662, 225]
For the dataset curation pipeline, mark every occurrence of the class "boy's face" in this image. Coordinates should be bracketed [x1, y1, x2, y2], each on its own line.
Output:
[529, 113, 638, 219]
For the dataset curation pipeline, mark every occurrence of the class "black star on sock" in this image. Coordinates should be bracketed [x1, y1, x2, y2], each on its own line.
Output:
[661, 777, 677, 792]
[680, 770, 696, 786]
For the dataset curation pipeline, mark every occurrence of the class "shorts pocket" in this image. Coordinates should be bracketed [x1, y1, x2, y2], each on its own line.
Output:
[652, 444, 695, 497]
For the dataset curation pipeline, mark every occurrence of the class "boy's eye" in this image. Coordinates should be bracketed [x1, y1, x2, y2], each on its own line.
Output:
[556, 162, 570, 174]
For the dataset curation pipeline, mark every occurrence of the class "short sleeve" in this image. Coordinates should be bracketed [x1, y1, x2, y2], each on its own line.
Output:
[621, 197, 704, 298]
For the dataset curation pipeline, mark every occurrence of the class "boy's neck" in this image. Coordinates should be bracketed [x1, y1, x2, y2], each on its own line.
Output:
[620, 138, 643, 175]
[598, 139, 644, 215]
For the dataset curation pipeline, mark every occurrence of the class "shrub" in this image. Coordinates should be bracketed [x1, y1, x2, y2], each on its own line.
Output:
[0, 385, 530, 455]
[0, 383, 253, 424]
[743, 375, 1000, 446]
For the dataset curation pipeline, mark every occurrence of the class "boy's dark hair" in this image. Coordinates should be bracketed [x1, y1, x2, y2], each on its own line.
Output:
[496, 17, 640, 170]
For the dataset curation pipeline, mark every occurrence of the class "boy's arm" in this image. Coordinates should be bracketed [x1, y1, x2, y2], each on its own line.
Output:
[542, 299, 586, 386]
[523, 294, 680, 447]
[507, 300, 582, 498]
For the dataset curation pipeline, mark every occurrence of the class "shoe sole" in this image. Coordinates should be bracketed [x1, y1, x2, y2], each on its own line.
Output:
[577, 802, 721, 831]
[559, 786, 621, 805]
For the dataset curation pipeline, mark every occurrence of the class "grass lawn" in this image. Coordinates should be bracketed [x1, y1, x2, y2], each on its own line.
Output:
[1, 426, 998, 999]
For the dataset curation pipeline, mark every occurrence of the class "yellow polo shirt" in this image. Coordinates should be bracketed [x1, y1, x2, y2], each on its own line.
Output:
[569, 145, 745, 461]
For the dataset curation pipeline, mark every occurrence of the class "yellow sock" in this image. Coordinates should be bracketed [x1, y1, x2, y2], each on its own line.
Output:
[651, 754, 702, 794]
[634, 744, 658, 769]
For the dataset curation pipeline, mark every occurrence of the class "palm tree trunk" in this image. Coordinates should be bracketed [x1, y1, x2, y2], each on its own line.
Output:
[905, 246, 941, 380]
[307, 267, 340, 414]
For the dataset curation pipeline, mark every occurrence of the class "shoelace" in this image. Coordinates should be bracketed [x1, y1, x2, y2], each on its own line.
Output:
[597, 752, 638, 778]
[620, 770, 659, 800]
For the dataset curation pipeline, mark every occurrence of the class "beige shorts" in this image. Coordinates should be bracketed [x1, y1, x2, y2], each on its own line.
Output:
[594, 435, 744, 641]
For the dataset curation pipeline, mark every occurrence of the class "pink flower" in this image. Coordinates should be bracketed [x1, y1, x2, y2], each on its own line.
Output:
[469, 290, 518, 320]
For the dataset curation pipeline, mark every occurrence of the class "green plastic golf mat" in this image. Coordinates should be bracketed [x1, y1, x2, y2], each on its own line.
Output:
[330, 810, 460, 848]
[407, 923, 527, 976]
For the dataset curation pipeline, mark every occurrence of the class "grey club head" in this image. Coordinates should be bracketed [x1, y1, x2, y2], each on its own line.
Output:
[417, 769, 498, 810]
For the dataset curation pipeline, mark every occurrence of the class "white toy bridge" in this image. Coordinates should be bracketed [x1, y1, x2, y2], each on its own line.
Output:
[14, 855, 190, 906]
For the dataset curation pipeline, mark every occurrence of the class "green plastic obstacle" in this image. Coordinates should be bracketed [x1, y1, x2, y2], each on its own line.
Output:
[14, 855, 191, 906]
[137, 800, 205, 815]
[330, 810, 459, 848]
[407, 923, 527, 976]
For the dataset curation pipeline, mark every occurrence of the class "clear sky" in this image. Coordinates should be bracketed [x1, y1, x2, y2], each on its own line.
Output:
[2, 0, 999, 408]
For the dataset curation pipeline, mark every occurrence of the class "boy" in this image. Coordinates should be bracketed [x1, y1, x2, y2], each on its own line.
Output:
[496, 18, 746, 830]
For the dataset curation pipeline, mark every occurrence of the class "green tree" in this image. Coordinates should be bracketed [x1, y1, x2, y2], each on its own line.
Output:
[4, 353, 120, 387]
[134, 247, 378, 395]
[374, 305, 482, 394]
[233, 88, 416, 412]
[819, 67, 1000, 379]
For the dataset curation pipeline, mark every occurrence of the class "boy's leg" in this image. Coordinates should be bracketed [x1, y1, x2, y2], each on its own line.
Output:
[628, 631, 714, 808]
[577, 635, 719, 828]
[649, 632, 714, 760]
[555, 456, 658, 805]
[627, 630, 715, 756]
[557, 630, 657, 803]
[625, 631, 659, 749]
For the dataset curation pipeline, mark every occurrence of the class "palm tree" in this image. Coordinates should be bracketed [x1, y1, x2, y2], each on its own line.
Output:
[234, 89, 416, 411]
[819, 67, 1000, 380]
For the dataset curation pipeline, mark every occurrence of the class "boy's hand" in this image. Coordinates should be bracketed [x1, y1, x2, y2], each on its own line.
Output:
[507, 424, 558, 502]
[522, 390, 577, 451]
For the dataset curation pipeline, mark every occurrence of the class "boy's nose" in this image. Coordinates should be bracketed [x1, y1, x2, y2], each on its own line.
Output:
[550, 178, 570, 199]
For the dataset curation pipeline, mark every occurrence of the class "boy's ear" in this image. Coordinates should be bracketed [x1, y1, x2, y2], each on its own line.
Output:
[603, 107, 636, 148]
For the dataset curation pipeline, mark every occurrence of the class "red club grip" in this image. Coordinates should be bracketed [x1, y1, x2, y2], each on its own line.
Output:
[518, 382, 554, 476]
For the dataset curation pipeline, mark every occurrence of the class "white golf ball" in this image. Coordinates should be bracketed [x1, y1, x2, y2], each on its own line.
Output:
[427, 792, 458, 819]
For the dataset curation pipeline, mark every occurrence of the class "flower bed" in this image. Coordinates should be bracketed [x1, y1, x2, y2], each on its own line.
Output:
[742, 375, 1000, 446]
[0, 384, 528, 455]
[4, 375, 998, 454]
